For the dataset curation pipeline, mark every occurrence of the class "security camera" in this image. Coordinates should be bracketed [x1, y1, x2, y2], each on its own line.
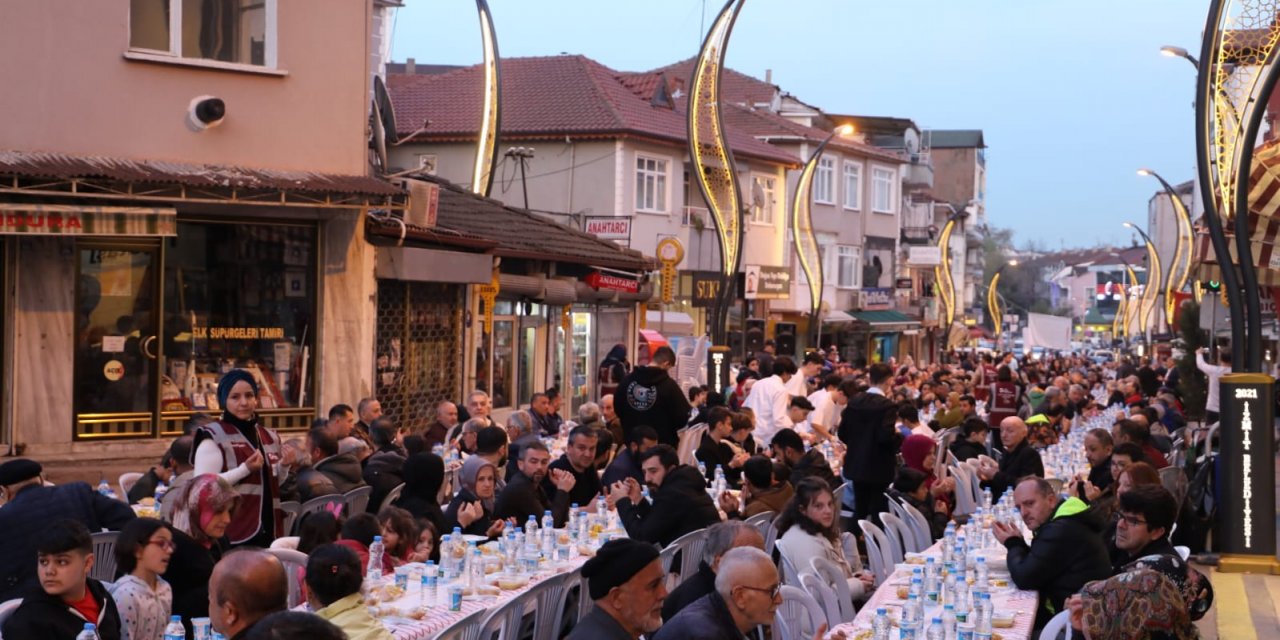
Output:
[186, 96, 226, 132]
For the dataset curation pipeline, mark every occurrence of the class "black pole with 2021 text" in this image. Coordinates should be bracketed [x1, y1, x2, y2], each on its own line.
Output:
[1217, 373, 1279, 571]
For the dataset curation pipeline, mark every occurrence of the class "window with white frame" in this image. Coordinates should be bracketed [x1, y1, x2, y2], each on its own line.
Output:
[836, 245, 860, 289]
[635, 155, 668, 213]
[749, 175, 778, 224]
[814, 156, 835, 204]
[130, 0, 277, 67]
[843, 161, 862, 210]
[872, 166, 895, 213]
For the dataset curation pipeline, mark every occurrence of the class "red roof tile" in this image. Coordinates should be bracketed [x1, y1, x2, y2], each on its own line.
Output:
[634, 58, 780, 107]
[387, 55, 797, 166]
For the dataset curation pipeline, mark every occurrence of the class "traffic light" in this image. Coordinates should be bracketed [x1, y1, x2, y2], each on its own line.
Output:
[1204, 280, 1222, 293]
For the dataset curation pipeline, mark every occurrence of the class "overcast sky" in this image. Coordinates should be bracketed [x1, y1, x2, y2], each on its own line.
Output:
[390, 0, 1208, 249]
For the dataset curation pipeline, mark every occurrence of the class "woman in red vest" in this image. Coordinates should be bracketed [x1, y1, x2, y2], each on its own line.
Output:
[191, 369, 293, 548]
[986, 364, 1021, 430]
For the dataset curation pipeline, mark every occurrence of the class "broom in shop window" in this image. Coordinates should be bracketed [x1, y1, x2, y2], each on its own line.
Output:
[289, 324, 310, 408]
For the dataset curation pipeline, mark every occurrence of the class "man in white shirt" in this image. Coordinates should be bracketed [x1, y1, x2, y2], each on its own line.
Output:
[742, 357, 796, 446]
[785, 351, 824, 397]
[1195, 347, 1231, 424]
[803, 374, 845, 444]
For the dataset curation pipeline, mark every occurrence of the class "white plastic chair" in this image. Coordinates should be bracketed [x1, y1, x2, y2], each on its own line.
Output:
[810, 557, 858, 623]
[118, 472, 144, 499]
[666, 527, 709, 581]
[779, 551, 803, 586]
[159, 487, 182, 522]
[427, 606, 485, 640]
[676, 423, 708, 466]
[773, 585, 827, 640]
[265, 548, 309, 609]
[744, 511, 778, 554]
[857, 520, 892, 584]
[90, 531, 119, 582]
[279, 500, 301, 536]
[0, 598, 22, 636]
[379, 482, 406, 514]
[876, 513, 906, 564]
[295, 494, 346, 532]
[799, 573, 842, 627]
[839, 532, 864, 574]
[1039, 609, 1073, 639]
[476, 586, 526, 639]
[880, 511, 919, 555]
[269, 536, 300, 550]
[344, 485, 373, 515]
[951, 464, 977, 517]
[531, 570, 579, 640]
[1175, 545, 1191, 561]
[897, 500, 935, 551]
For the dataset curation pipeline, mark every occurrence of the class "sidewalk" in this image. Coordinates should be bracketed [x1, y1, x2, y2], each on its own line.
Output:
[1200, 564, 1280, 639]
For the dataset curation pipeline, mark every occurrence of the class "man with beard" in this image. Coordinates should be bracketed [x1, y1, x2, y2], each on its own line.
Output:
[615, 346, 691, 445]
[494, 440, 576, 527]
[567, 539, 666, 640]
[600, 394, 624, 445]
[609, 445, 720, 546]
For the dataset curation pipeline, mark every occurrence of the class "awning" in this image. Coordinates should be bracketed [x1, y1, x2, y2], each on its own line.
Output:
[848, 309, 923, 332]
[823, 309, 856, 324]
[644, 310, 695, 336]
[375, 246, 492, 284]
[0, 203, 175, 236]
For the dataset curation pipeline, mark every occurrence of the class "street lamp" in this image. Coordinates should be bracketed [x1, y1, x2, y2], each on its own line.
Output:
[1138, 168, 1194, 329]
[1160, 45, 1200, 69]
[986, 260, 1017, 351]
[1123, 222, 1163, 344]
[793, 124, 855, 347]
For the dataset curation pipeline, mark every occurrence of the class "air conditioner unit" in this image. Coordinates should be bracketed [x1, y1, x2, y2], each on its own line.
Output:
[392, 178, 439, 228]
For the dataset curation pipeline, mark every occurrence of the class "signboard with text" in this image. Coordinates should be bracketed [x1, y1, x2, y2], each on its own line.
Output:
[859, 287, 893, 310]
[907, 246, 941, 266]
[584, 217, 632, 242]
[743, 265, 790, 300]
[707, 346, 732, 397]
[584, 271, 639, 294]
[1218, 373, 1276, 557]
[690, 271, 734, 308]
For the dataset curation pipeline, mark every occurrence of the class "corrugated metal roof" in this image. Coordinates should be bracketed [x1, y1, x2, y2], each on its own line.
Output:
[0, 150, 403, 196]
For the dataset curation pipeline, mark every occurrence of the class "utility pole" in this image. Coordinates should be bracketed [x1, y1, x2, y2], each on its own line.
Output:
[504, 146, 535, 209]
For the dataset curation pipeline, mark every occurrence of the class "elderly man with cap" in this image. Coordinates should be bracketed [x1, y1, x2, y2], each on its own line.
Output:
[0, 458, 135, 602]
[193, 369, 296, 548]
[567, 538, 667, 640]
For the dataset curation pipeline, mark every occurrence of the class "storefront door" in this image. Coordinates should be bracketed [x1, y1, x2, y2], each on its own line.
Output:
[74, 242, 163, 439]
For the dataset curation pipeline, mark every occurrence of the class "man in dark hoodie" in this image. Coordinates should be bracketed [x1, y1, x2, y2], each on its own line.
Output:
[994, 476, 1110, 630]
[615, 346, 691, 446]
[362, 417, 406, 513]
[608, 444, 720, 546]
[3, 519, 123, 640]
[838, 364, 902, 524]
[300, 425, 365, 501]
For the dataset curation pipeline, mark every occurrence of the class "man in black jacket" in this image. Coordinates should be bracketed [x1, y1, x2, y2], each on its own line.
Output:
[299, 425, 365, 501]
[994, 476, 1110, 630]
[0, 459, 135, 602]
[608, 445, 720, 546]
[769, 428, 838, 491]
[838, 363, 902, 524]
[661, 521, 764, 622]
[362, 418, 406, 513]
[695, 406, 748, 488]
[601, 426, 658, 488]
[542, 425, 601, 506]
[495, 439, 576, 527]
[2, 519, 123, 640]
[615, 346, 691, 446]
[978, 417, 1044, 498]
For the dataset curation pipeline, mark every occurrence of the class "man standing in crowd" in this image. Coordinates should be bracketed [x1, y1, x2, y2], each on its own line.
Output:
[655, 547, 786, 640]
[662, 521, 766, 621]
[610, 444, 720, 546]
[615, 346, 691, 446]
[994, 476, 1110, 630]
[568, 538, 666, 640]
[805, 373, 845, 444]
[208, 550, 290, 640]
[495, 440, 576, 527]
[543, 425, 602, 506]
[0, 459, 135, 602]
[839, 364, 901, 523]
[601, 394, 624, 445]
[786, 351, 824, 397]
[743, 357, 797, 446]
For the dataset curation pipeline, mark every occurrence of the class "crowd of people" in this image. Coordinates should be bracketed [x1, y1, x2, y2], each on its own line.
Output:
[0, 340, 1221, 639]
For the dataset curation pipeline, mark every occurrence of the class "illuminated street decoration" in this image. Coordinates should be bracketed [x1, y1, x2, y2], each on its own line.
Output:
[986, 271, 1003, 340]
[1139, 169, 1195, 326]
[470, 0, 501, 196]
[793, 125, 851, 341]
[688, 0, 746, 342]
[934, 215, 961, 336]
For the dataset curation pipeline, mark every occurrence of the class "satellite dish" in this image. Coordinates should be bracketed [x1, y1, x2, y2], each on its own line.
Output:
[370, 76, 399, 173]
[751, 181, 767, 209]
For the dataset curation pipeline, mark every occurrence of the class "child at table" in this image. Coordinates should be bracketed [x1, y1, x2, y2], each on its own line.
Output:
[306, 544, 394, 640]
[2, 519, 124, 640]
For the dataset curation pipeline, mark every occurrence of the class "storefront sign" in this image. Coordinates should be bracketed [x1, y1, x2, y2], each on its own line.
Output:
[895, 277, 913, 290]
[707, 346, 731, 394]
[584, 271, 639, 293]
[860, 287, 893, 310]
[907, 246, 941, 266]
[192, 327, 286, 340]
[0, 204, 176, 236]
[103, 360, 125, 381]
[743, 265, 790, 300]
[1218, 373, 1276, 558]
[656, 237, 685, 304]
[475, 268, 501, 335]
[584, 217, 632, 241]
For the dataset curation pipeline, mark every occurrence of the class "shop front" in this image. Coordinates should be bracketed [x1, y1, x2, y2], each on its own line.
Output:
[842, 310, 923, 366]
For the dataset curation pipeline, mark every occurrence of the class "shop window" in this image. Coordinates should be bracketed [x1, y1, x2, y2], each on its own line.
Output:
[161, 221, 316, 413]
[129, 0, 276, 67]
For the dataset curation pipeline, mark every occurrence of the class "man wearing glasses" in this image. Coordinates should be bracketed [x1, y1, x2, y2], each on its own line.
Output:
[656, 547, 813, 640]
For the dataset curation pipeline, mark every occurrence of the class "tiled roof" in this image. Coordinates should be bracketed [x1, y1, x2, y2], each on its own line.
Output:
[720, 105, 904, 164]
[387, 55, 797, 166]
[418, 175, 654, 271]
[635, 58, 780, 107]
[0, 150, 401, 196]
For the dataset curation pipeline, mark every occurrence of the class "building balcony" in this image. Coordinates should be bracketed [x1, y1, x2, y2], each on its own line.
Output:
[903, 159, 934, 189]
[900, 226, 935, 245]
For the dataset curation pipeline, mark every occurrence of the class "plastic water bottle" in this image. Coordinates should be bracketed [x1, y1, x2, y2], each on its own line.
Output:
[641, 485, 651, 504]
[154, 481, 168, 503]
[163, 615, 185, 640]
[595, 495, 607, 518]
[974, 592, 993, 634]
[76, 623, 99, 640]
[926, 617, 944, 640]
[541, 510, 554, 538]
[871, 607, 891, 640]
[925, 557, 939, 602]
[902, 593, 923, 639]
[955, 535, 968, 569]
[420, 561, 438, 605]
[974, 556, 989, 591]
[942, 604, 957, 639]
[97, 477, 112, 497]
[943, 526, 957, 563]
[909, 570, 923, 599]
[954, 569, 970, 614]
[697, 460, 707, 482]
[577, 510, 589, 542]
[982, 487, 992, 509]
[366, 536, 385, 583]
[525, 515, 539, 543]
[568, 504, 579, 531]
[943, 564, 958, 607]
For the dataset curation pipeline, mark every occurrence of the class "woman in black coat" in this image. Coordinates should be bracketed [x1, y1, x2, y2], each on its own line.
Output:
[393, 452, 446, 557]
[167, 474, 236, 638]
[443, 456, 506, 538]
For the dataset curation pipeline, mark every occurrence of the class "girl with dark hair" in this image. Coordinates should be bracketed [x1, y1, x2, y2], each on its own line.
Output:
[335, 513, 394, 577]
[888, 468, 948, 540]
[305, 544, 394, 640]
[409, 517, 439, 564]
[297, 510, 342, 555]
[376, 506, 418, 563]
[775, 479, 874, 601]
[109, 518, 174, 640]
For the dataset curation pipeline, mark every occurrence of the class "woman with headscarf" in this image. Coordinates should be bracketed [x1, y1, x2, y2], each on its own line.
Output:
[392, 452, 446, 550]
[1068, 568, 1199, 639]
[166, 474, 239, 638]
[443, 456, 506, 539]
[191, 369, 294, 548]
[900, 434, 954, 514]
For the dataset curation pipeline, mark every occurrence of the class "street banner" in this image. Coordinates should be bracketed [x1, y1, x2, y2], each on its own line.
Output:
[1024, 313, 1071, 351]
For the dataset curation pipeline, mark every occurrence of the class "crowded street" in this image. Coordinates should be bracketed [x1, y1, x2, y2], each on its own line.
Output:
[2, 1, 1279, 639]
